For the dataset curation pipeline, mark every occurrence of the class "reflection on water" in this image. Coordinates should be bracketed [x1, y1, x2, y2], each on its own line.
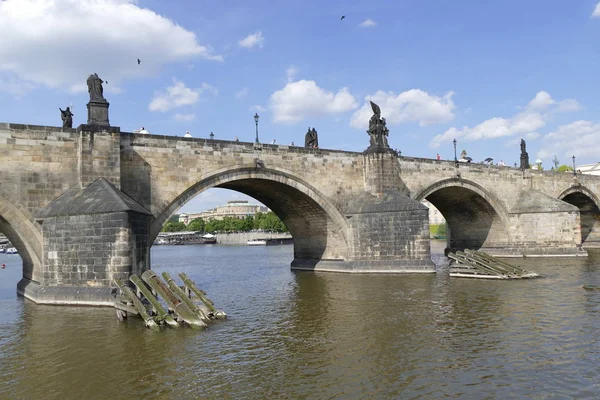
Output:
[1, 242, 600, 399]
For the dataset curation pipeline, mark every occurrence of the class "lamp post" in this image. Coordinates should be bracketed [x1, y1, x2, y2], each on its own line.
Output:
[572, 155, 576, 176]
[453, 138, 457, 166]
[254, 113, 260, 144]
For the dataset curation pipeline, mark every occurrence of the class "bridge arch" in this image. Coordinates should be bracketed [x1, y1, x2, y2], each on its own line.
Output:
[414, 178, 510, 250]
[0, 192, 42, 282]
[151, 166, 350, 262]
[558, 185, 600, 247]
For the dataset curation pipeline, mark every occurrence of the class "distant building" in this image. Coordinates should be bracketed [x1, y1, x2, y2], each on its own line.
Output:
[578, 162, 600, 176]
[421, 200, 446, 225]
[179, 200, 269, 225]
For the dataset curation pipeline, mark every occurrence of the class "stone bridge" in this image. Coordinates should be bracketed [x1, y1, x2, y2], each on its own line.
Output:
[1, 122, 599, 305]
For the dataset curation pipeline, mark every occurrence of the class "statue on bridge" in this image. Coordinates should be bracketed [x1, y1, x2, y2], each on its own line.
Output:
[366, 101, 390, 152]
[86, 73, 106, 102]
[59, 106, 73, 128]
[305, 127, 319, 148]
[86, 73, 110, 126]
[520, 139, 530, 170]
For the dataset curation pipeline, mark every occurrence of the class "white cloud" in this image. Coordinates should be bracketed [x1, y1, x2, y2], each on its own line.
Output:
[592, 2, 600, 17]
[429, 91, 581, 148]
[0, 74, 36, 96]
[350, 89, 455, 129]
[269, 80, 358, 123]
[173, 113, 196, 122]
[505, 132, 541, 147]
[149, 78, 215, 112]
[359, 19, 377, 27]
[538, 120, 600, 161]
[239, 31, 264, 49]
[527, 91, 554, 110]
[286, 66, 297, 82]
[235, 87, 249, 99]
[249, 105, 267, 113]
[0, 0, 223, 94]
[526, 90, 581, 112]
[200, 82, 218, 96]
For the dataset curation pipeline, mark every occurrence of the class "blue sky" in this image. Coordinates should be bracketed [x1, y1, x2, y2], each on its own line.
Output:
[1, 0, 600, 213]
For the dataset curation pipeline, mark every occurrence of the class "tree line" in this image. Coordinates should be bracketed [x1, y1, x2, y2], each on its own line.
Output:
[162, 211, 289, 233]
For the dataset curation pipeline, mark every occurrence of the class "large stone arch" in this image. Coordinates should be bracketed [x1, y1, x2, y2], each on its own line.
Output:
[151, 166, 351, 262]
[414, 178, 511, 250]
[0, 192, 42, 282]
[558, 185, 600, 247]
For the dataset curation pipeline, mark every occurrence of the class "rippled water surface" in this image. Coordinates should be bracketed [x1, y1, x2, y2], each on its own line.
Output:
[1, 242, 600, 399]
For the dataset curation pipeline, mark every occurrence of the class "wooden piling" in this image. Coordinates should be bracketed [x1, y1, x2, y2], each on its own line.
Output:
[142, 271, 207, 329]
[114, 278, 160, 331]
[161, 272, 210, 322]
[449, 249, 539, 279]
[130, 274, 179, 328]
[178, 272, 227, 319]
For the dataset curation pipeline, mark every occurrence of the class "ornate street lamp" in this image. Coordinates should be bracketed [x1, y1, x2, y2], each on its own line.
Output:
[254, 113, 260, 144]
[453, 138, 457, 166]
[572, 155, 576, 176]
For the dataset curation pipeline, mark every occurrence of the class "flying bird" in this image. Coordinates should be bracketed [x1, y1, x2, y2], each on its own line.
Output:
[340, 15, 345, 20]
[137, 58, 141, 65]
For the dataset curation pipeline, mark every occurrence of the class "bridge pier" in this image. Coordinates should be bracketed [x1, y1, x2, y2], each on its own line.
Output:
[499, 189, 587, 257]
[335, 149, 434, 273]
[17, 124, 154, 306]
[21, 177, 152, 305]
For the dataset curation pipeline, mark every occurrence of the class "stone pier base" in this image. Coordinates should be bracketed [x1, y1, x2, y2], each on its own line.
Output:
[17, 278, 117, 306]
[291, 259, 435, 273]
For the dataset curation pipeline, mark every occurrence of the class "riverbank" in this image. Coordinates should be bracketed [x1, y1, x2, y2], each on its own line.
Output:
[215, 231, 292, 245]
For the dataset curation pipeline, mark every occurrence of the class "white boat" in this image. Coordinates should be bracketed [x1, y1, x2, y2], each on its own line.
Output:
[0, 248, 5, 253]
[5, 247, 18, 254]
[247, 239, 267, 246]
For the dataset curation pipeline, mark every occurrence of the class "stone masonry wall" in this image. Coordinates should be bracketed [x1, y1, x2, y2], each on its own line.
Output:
[130, 212, 152, 277]
[506, 211, 582, 255]
[120, 134, 366, 222]
[41, 212, 133, 286]
[348, 208, 431, 262]
[77, 126, 121, 189]
[0, 123, 80, 214]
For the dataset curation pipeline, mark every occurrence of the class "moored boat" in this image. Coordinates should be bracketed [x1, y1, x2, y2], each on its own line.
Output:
[247, 239, 267, 246]
[5, 247, 18, 254]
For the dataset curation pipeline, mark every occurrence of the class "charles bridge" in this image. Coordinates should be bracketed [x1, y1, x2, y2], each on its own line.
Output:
[1, 92, 599, 306]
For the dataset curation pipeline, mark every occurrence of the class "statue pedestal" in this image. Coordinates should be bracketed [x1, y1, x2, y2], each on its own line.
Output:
[87, 100, 110, 126]
[364, 144, 395, 155]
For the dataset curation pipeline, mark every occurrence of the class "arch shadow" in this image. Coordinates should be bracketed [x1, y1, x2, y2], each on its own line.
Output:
[559, 186, 600, 246]
[414, 178, 510, 250]
[150, 167, 350, 262]
[0, 192, 42, 282]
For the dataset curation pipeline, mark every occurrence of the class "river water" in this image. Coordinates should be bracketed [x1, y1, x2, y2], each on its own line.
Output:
[1, 242, 600, 399]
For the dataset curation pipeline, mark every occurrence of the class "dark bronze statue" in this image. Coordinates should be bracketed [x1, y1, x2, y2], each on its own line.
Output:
[520, 138, 530, 170]
[86, 73, 105, 102]
[59, 106, 73, 128]
[304, 127, 319, 148]
[367, 101, 390, 150]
